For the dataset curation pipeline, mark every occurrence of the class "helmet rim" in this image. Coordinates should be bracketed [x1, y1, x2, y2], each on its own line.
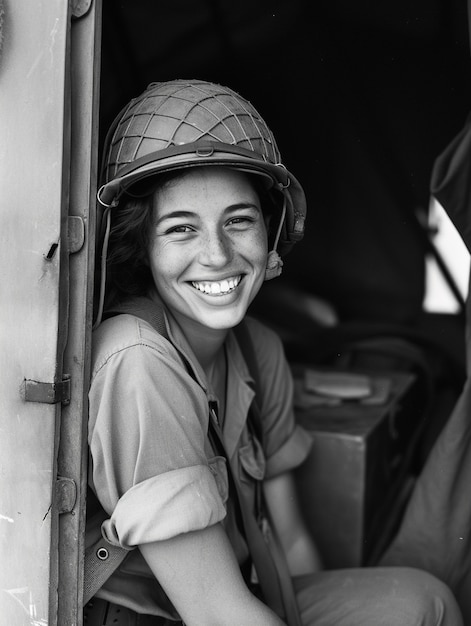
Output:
[98, 141, 291, 204]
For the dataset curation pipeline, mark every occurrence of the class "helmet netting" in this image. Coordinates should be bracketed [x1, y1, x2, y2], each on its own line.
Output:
[104, 80, 281, 183]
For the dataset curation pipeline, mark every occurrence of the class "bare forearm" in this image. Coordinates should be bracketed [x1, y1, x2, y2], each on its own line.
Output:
[264, 472, 324, 577]
[139, 524, 286, 626]
[285, 532, 323, 576]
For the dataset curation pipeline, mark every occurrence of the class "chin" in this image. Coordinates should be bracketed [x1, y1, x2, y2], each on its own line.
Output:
[195, 307, 247, 331]
[200, 315, 244, 331]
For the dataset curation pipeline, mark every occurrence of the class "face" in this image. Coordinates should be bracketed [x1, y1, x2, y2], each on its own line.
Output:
[147, 167, 269, 336]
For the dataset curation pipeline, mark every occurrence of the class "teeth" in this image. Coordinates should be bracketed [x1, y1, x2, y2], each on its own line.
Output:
[192, 276, 241, 295]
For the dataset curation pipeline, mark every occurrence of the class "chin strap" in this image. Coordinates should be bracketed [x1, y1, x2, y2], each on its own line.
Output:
[264, 250, 284, 281]
[264, 197, 286, 281]
[93, 205, 113, 330]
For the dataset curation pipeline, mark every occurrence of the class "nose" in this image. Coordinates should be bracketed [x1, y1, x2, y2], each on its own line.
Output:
[199, 227, 233, 267]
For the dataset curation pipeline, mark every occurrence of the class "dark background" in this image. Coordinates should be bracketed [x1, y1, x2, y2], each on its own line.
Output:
[100, 0, 471, 330]
[98, 0, 471, 559]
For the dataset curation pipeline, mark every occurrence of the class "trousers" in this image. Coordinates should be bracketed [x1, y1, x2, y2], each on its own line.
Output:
[293, 566, 463, 626]
[84, 566, 462, 625]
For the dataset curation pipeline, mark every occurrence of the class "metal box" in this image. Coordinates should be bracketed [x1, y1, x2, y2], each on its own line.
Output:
[294, 369, 419, 569]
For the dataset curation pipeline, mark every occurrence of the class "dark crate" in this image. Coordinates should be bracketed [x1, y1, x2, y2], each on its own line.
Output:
[293, 368, 421, 569]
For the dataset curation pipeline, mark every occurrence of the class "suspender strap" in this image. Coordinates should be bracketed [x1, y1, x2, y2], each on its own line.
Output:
[233, 323, 303, 626]
[208, 404, 285, 619]
[83, 534, 129, 605]
[261, 509, 303, 626]
[83, 299, 169, 605]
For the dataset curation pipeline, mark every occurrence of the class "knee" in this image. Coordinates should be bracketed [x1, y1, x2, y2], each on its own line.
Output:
[394, 567, 463, 626]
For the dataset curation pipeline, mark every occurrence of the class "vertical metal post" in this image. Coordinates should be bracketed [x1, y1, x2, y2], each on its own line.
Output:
[58, 1, 102, 624]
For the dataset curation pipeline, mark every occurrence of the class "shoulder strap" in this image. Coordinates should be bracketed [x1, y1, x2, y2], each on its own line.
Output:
[233, 321, 263, 442]
[104, 296, 169, 337]
[233, 321, 303, 626]
[234, 320, 261, 398]
[207, 403, 302, 625]
[84, 298, 167, 605]
[83, 527, 130, 605]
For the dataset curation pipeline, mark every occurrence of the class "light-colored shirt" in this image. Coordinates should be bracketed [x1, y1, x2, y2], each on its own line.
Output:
[87, 300, 312, 616]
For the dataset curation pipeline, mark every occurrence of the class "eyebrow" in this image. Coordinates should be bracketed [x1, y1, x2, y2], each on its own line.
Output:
[155, 210, 195, 227]
[226, 202, 260, 212]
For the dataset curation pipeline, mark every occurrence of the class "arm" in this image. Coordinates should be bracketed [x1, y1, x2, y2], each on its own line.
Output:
[139, 523, 286, 626]
[263, 471, 323, 576]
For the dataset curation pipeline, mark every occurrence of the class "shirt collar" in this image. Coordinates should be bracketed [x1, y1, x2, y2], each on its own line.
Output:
[109, 294, 256, 456]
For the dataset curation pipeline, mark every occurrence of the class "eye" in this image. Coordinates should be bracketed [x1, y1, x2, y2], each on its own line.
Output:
[226, 214, 258, 228]
[228, 216, 250, 225]
[166, 224, 194, 234]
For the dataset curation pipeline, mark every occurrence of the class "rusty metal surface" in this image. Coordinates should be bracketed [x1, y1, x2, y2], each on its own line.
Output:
[23, 377, 71, 405]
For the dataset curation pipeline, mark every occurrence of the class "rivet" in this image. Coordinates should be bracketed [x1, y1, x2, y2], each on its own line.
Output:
[96, 547, 109, 560]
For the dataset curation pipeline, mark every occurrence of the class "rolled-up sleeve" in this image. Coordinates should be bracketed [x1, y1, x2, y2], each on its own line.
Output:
[102, 466, 226, 548]
[89, 317, 227, 548]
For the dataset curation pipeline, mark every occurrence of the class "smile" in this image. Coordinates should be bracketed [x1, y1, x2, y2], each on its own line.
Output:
[191, 275, 242, 295]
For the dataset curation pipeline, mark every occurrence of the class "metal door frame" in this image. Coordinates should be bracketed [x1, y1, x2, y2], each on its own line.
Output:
[0, 1, 101, 624]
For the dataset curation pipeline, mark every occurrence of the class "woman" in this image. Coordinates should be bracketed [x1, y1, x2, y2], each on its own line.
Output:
[85, 79, 462, 625]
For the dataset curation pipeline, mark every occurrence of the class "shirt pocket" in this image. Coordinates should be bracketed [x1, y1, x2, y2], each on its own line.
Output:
[208, 455, 229, 504]
[238, 434, 266, 483]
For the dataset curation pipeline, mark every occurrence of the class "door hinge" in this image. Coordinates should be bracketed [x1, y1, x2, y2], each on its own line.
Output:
[70, 0, 93, 19]
[68, 215, 85, 254]
[23, 375, 71, 405]
[56, 476, 77, 514]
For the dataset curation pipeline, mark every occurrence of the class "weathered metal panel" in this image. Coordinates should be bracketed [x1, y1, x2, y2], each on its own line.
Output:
[57, 2, 102, 624]
[0, 1, 71, 624]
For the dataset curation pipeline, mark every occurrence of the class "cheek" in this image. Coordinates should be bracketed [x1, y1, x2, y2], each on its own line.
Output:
[250, 226, 269, 266]
[147, 242, 177, 289]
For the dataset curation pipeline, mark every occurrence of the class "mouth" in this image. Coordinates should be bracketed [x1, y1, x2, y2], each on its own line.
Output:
[191, 275, 243, 296]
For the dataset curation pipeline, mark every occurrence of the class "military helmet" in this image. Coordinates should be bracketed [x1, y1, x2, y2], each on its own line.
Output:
[97, 79, 306, 253]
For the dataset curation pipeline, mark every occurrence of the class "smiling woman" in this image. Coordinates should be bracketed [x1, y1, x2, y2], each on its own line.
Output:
[148, 167, 268, 338]
[102, 167, 275, 338]
[85, 79, 463, 626]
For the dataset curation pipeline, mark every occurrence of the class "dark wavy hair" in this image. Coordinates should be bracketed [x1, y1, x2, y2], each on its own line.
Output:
[100, 169, 282, 312]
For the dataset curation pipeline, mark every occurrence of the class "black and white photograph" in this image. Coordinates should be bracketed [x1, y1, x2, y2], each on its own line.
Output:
[1, 2, 471, 624]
